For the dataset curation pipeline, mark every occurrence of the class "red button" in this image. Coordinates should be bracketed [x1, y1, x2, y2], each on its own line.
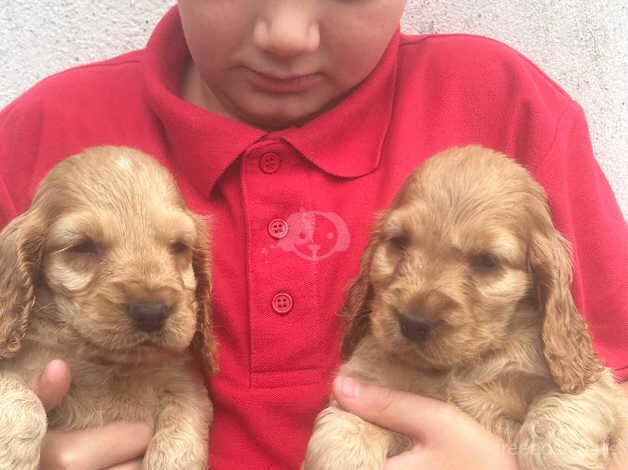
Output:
[272, 292, 293, 315]
[259, 152, 281, 174]
[268, 218, 289, 239]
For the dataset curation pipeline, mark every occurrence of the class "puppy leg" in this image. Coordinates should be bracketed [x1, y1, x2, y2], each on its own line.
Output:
[448, 384, 522, 444]
[516, 387, 621, 470]
[612, 409, 628, 468]
[142, 371, 212, 470]
[303, 405, 399, 470]
[0, 372, 47, 469]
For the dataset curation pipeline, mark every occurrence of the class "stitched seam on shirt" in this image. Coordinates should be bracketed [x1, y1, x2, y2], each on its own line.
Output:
[28, 54, 143, 91]
[307, 161, 322, 371]
[59, 57, 142, 71]
[252, 366, 323, 375]
[399, 33, 571, 100]
[239, 157, 255, 389]
[531, 102, 628, 347]
[526, 100, 574, 175]
[0, 175, 16, 226]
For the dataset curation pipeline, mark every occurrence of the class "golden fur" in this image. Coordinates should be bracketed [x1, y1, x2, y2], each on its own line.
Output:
[304, 146, 628, 470]
[0, 146, 215, 469]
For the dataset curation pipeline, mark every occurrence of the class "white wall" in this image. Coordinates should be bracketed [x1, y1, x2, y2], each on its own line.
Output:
[1, 0, 626, 215]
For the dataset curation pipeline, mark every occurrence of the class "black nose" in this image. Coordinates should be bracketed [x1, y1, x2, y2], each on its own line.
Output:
[398, 313, 439, 341]
[127, 301, 172, 332]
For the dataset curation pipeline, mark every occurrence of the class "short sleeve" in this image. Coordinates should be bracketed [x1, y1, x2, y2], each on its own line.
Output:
[0, 102, 24, 228]
[0, 176, 15, 228]
[0, 91, 46, 229]
[533, 101, 628, 380]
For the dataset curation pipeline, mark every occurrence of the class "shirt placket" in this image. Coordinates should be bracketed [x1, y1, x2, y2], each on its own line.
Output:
[241, 137, 322, 388]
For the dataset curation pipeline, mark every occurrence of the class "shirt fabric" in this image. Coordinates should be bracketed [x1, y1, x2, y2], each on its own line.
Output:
[1, 6, 626, 470]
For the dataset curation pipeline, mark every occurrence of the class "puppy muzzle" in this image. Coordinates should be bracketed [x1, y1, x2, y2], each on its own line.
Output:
[398, 313, 440, 342]
[127, 301, 173, 332]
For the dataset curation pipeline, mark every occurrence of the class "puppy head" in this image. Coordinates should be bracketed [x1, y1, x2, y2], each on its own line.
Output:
[341, 146, 601, 392]
[0, 146, 216, 371]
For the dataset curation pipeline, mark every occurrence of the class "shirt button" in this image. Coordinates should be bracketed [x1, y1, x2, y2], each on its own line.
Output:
[268, 218, 289, 239]
[259, 152, 281, 174]
[271, 292, 293, 315]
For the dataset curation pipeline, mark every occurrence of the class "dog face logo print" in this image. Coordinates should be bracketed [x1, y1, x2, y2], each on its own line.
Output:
[276, 208, 350, 261]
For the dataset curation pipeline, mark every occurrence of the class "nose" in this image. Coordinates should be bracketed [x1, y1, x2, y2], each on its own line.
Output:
[398, 313, 440, 342]
[127, 301, 172, 332]
[253, 3, 320, 57]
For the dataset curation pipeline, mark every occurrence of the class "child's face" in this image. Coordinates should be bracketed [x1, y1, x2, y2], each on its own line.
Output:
[178, 0, 406, 130]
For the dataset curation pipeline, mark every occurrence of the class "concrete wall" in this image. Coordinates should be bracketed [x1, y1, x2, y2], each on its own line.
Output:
[1, 0, 626, 215]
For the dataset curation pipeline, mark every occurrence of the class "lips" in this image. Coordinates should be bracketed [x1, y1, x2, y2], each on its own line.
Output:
[245, 67, 321, 94]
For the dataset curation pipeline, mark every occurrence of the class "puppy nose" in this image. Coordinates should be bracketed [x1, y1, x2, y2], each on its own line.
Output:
[127, 301, 172, 332]
[398, 313, 439, 341]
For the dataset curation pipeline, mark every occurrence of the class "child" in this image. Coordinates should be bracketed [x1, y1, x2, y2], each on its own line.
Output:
[2, 1, 626, 469]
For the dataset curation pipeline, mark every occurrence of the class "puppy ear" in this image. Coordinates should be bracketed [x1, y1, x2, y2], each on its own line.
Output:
[0, 210, 46, 359]
[529, 222, 603, 393]
[339, 226, 385, 360]
[189, 215, 218, 374]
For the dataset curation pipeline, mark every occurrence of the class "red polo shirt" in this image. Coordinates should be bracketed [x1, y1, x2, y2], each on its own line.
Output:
[1, 7, 626, 470]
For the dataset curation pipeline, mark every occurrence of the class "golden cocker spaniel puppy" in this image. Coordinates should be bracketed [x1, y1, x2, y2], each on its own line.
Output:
[0, 146, 216, 469]
[304, 146, 627, 470]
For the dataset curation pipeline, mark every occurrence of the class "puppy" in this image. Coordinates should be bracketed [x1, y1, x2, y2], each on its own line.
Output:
[304, 146, 627, 470]
[0, 146, 216, 469]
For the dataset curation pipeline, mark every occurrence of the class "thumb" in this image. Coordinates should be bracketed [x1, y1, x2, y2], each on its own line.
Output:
[28, 359, 72, 412]
[333, 375, 456, 439]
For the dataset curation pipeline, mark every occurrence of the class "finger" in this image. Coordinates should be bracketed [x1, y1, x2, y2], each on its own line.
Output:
[333, 375, 458, 438]
[106, 459, 143, 470]
[27, 359, 71, 412]
[40, 422, 152, 469]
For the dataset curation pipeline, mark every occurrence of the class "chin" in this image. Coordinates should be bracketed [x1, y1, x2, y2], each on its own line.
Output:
[231, 91, 331, 129]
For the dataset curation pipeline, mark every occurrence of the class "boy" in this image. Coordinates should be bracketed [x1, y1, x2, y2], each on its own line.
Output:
[2, 1, 627, 468]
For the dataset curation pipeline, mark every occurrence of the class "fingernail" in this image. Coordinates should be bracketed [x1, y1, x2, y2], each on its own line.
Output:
[40, 360, 57, 385]
[338, 376, 360, 398]
[39, 364, 52, 387]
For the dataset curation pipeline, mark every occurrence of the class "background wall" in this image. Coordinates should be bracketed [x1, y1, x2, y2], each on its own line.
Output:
[1, 0, 626, 215]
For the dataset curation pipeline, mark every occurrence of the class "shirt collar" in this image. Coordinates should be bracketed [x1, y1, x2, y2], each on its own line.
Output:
[144, 7, 399, 195]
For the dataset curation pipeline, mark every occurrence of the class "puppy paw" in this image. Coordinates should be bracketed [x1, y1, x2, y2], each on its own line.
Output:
[0, 375, 47, 469]
[303, 406, 389, 470]
[142, 450, 206, 470]
[142, 430, 208, 470]
[515, 389, 620, 470]
[516, 416, 610, 470]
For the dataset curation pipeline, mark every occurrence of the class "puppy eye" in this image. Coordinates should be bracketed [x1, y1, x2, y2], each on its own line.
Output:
[470, 252, 500, 271]
[389, 234, 409, 252]
[69, 240, 99, 255]
[170, 241, 190, 255]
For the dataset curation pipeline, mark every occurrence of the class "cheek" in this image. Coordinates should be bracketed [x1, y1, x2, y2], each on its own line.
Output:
[180, 263, 197, 291]
[321, 1, 404, 87]
[43, 255, 96, 294]
[476, 270, 531, 305]
[370, 297, 403, 344]
[178, 0, 250, 75]
[370, 246, 398, 285]
[324, 33, 386, 88]
[371, 314, 396, 350]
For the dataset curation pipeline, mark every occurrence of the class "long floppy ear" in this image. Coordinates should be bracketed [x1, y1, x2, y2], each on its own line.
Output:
[529, 222, 603, 394]
[0, 210, 46, 359]
[339, 223, 386, 360]
[189, 215, 218, 374]
[339, 172, 420, 361]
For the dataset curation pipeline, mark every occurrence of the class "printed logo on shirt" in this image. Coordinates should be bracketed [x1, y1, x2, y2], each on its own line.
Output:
[275, 208, 350, 261]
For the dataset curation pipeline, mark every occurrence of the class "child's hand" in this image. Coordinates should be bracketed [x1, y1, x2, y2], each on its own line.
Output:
[28, 360, 152, 470]
[333, 376, 519, 470]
